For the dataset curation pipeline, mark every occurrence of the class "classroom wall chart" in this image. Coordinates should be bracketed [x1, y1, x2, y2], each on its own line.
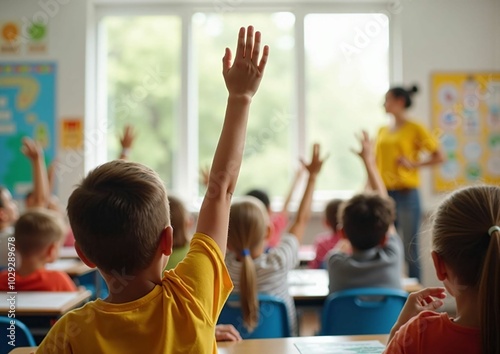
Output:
[431, 72, 500, 192]
[0, 62, 56, 199]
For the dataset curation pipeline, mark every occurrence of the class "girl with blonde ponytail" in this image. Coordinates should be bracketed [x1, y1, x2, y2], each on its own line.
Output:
[385, 185, 500, 354]
[225, 144, 325, 336]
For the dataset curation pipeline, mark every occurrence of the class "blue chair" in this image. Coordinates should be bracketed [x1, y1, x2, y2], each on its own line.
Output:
[0, 316, 36, 353]
[218, 293, 290, 339]
[320, 287, 408, 335]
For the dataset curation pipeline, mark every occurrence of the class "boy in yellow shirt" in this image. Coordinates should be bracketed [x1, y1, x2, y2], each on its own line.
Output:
[37, 26, 269, 353]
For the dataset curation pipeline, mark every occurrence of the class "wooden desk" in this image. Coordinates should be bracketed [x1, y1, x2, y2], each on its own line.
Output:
[218, 334, 388, 354]
[288, 269, 422, 303]
[9, 348, 36, 354]
[0, 290, 91, 317]
[45, 259, 94, 277]
[8, 334, 389, 354]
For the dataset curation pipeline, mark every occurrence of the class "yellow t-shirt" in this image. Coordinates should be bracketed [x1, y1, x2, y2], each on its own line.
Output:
[376, 120, 439, 190]
[37, 233, 233, 354]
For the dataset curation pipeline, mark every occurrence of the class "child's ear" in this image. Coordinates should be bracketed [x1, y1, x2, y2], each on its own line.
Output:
[432, 251, 447, 281]
[379, 233, 389, 247]
[160, 226, 173, 256]
[45, 242, 59, 263]
[264, 224, 272, 241]
[338, 227, 347, 239]
[75, 242, 96, 268]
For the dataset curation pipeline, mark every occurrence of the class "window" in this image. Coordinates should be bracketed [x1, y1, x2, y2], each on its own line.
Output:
[102, 16, 181, 189]
[194, 12, 295, 197]
[96, 5, 391, 205]
[305, 14, 389, 192]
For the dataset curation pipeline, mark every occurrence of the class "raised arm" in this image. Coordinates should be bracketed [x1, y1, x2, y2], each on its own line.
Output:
[354, 130, 388, 197]
[119, 125, 135, 160]
[196, 26, 269, 254]
[22, 137, 49, 208]
[281, 166, 304, 215]
[354, 131, 399, 235]
[288, 144, 325, 243]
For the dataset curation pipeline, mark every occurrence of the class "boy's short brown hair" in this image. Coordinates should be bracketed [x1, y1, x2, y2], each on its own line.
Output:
[67, 160, 170, 275]
[342, 193, 395, 250]
[15, 208, 66, 256]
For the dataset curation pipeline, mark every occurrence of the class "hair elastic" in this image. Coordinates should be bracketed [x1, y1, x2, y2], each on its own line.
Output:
[488, 226, 500, 236]
[241, 249, 250, 257]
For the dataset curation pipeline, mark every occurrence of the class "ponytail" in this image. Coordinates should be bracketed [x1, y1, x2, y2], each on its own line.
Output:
[479, 230, 500, 354]
[227, 197, 270, 333]
[432, 186, 500, 354]
[240, 250, 259, 332]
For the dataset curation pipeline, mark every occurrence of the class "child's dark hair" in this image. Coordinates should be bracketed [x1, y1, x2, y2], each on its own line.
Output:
[325, 199, 343, 230]
[388, 85, 419, 108]
[168, 195, 189, 249]
[67, 160, 170, 275]
[245, 189, 270, 209]
[342, 193, 395, 250]
[432, 185, 500, 354]
[15, 208, 65, 256]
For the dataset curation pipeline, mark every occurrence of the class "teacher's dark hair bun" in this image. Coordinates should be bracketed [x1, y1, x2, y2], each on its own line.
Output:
[409, 85, 419, 94]
[388, 84, 419, 108]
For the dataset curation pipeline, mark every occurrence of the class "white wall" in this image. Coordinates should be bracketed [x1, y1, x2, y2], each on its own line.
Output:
[1, 0, 499, 292]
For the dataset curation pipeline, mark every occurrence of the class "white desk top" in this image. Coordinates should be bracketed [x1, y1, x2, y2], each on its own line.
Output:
[45, 259, 94, 277]
[0, 290, 91, 316]
[288, 269, 422, 301]
[58, 246, 79, 259]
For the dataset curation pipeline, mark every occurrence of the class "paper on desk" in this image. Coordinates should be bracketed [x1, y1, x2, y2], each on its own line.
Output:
[294, 340, 384, 354]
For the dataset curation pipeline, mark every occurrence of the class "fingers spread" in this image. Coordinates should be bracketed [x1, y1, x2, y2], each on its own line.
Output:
[258, 45, 270, 73]
[222, 48, 232, 73]
[252, 31, 261, 63]
[245, 25, 254, 58]
[234, 27, 246, 59]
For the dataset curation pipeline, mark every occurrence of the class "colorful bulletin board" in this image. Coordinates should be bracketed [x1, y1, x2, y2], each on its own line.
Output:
[431, 72, 500, 192]
[0, 62, 56, 199]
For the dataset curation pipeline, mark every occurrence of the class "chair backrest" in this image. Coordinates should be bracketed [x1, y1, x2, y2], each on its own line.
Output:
[321, 287, 408, 335]
[0, 316, 37, 353]
[218, 293, 290, 339]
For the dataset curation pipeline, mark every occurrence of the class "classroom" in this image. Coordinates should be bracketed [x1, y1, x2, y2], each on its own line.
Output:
[1, 0, 499, 353]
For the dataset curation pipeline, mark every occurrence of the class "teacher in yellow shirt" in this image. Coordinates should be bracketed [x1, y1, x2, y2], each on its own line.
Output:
[375, 85, 444, 281]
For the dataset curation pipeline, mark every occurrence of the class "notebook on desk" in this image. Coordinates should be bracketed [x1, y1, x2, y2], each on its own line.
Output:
[294, 340, 384, 354]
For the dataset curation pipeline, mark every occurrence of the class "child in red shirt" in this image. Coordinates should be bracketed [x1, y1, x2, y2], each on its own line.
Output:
[385, 185, 500, 353]
[0, 208, 77, 291]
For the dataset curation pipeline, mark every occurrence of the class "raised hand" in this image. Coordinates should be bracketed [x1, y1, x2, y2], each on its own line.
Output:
[21, 137, 42, 161]
[222, 26, 269, 99]
[120, 125, 136, 149]
[301, 143, 327, 177]
[352, 130, 374, 163]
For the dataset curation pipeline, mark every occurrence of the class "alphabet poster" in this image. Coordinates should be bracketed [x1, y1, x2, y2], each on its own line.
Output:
[0, 62, 56, 199]
[431, 72, 500, 191]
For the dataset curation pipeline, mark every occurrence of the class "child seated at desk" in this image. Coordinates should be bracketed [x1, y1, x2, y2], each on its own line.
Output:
[308, 198, 343, 269]
[225, 144, 325, 336]
[326, 131, 404, 293]
[36, 26, 268, 353]
[0, 208, 77, 291]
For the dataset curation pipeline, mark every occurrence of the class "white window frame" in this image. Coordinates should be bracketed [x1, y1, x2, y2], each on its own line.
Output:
[86, 0, 402, 209]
